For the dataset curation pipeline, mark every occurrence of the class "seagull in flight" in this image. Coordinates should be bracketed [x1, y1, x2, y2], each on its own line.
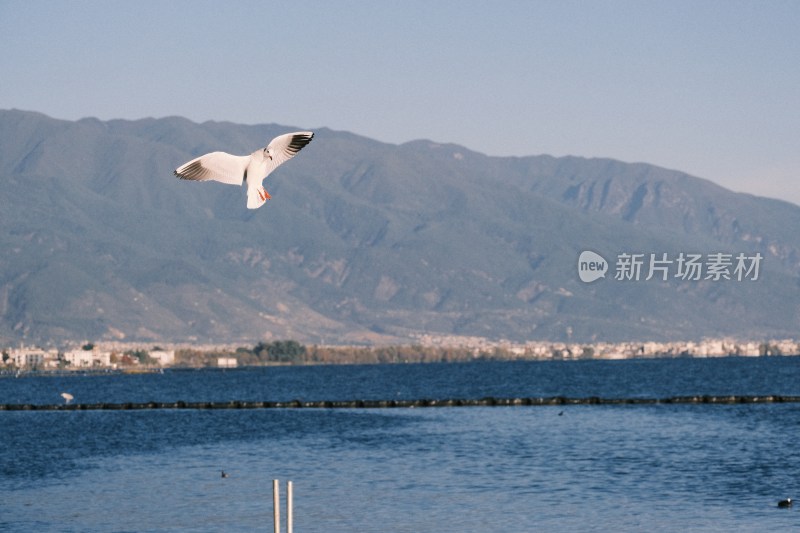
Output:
[174, 131, 314, 209]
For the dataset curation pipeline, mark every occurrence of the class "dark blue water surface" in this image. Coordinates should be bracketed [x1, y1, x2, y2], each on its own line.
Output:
[3, 357, 800, 532]
[3, 356, 800, 406]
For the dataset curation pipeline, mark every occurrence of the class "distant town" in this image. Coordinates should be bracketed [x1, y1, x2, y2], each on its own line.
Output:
[1, 336, 799, 372]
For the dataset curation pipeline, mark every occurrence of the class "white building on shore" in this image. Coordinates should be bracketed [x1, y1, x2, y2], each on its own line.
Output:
[149, 349, 175, 366]
[6, 346, 57, 368]
[62, 349, 112, 368]
[217, 357, 237, 368]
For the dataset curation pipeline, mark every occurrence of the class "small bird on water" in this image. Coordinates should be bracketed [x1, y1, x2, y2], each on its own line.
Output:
[174, 131, 314, 209]
[777, 498, 792, 508]
[220, 470, 229, 478]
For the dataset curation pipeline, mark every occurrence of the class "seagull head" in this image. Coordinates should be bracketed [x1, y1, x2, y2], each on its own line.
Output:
[263, 147, 273, 160]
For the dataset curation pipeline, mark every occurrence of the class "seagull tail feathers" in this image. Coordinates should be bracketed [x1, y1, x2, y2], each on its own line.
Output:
[246, 186, 270, 209]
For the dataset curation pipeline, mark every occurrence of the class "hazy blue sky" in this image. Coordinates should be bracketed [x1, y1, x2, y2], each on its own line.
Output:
[2, 0, 798, 203]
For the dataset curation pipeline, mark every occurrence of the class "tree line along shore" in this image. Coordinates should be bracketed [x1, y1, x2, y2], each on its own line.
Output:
[133, 339, 800, 367]
[2, 338, 799, 372]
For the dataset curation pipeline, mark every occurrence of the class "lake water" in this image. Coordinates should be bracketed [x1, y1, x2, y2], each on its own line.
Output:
[2, 357, 800, 532]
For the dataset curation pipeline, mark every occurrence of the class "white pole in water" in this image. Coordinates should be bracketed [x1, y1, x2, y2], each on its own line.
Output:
[273, 479, 281, 533]
[287, 481, 294, 533]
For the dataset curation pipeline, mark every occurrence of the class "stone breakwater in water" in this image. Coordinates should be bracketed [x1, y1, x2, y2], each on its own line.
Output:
[3, 395, 800, 410]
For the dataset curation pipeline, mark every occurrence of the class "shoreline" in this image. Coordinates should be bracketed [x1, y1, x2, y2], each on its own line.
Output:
[2, 351, 799, 377]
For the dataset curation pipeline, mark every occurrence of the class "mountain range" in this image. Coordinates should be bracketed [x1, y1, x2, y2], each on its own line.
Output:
[1, 109, 799, 346]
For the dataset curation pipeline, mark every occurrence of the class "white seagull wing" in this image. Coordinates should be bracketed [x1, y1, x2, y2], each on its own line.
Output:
[262, 131, 314, 179]
[174, 151, 250, 186]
